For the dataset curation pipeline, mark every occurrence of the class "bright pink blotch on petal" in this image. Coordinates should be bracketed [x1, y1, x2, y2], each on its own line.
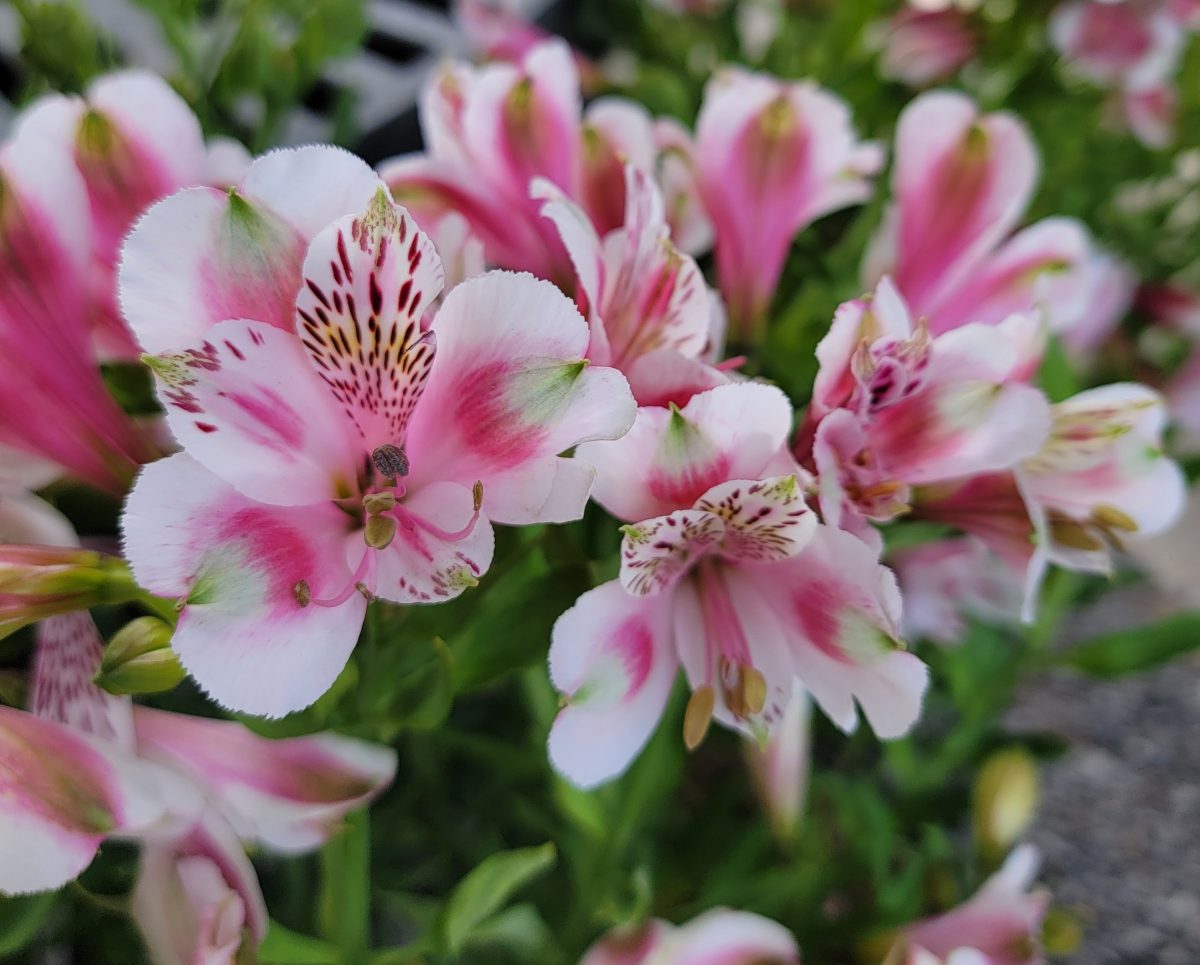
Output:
[695, 67, 880, 340]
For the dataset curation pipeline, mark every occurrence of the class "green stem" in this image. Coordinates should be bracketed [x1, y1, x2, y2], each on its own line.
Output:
[319, 810, 372, 964]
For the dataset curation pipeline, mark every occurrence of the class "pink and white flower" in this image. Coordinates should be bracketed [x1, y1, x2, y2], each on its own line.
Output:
[893, 845, 1048, 965]
[536, 162, 723, 403]
[580, 907, 799, 965]
[803, 278, 1052, 541]
[119, 145, 635, 716]
[745, 681, 811, 844]
[548, 383, 928, 788]
[877, 7, 976, 87]
[863, 91, 1114, 341]
[4, 606, 394, 962]
[891, 538, 1023, 645]
[382, 41, 701, 285]
[1050, 0, 1193, 147]
[695, 67, 882, 340]
[1016, 383, 1186, 614]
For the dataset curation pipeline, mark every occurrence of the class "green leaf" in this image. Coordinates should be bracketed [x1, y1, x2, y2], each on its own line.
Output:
[451, 562, 591, 693]
[319, 810, 371, 962]
[0, 892, 56, 957]
[1037, 334, 1081, 403]
[439, 843, 557, 956]
[259, 920, 338, 965]
[1058, 612, 1200, 678]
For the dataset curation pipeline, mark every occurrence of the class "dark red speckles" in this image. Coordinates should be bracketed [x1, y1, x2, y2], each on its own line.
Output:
[307, 279, 331, 310]
[397, 280, 412, 313]
[249, 329, 265, 347]
[369, 273, 384, 315]
[224, 340, 245, 361]
[195, 422, 218, 433]
[337, 231, 354, 282]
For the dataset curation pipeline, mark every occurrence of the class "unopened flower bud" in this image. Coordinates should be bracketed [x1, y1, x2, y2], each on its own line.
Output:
[95, 617, 184, 695]
[0, 546, 139, 639]
[972, 747, 1039, 862]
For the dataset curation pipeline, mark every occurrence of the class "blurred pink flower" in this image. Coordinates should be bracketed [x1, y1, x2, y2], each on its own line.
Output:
[878, 8, 976, 87]
[580, 907, 799, 965]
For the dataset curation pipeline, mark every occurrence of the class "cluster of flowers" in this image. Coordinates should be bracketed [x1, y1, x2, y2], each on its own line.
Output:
[0, 22, 1186, 965]
[878, 0, 1200, 147]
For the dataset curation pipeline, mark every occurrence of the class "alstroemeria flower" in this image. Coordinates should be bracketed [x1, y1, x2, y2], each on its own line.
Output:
[862, 91, 1118, 341]
[695, 67, 882, 340]
[0, 126, 158, 493]
[536, 162, 722, 402]
[14, 70, 247, 359]
[548, 383, 928, 788]
[804, 279, 1052, 540]
[876, 7, 976, 87]
[580, 908, 799, 964]
[133, 810, 268, 965]
[1016, 383, 1185, 615]
[891, 538, 1023, 646]
[382, 40, 699, 284]
[120, 145, 635, 715]
[893, 845, 1048, 965]
[6, 605, 394, 963]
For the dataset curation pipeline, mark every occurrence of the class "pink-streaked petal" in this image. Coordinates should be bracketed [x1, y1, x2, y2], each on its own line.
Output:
[580, 97, 656, 236]
[695, 475, 816, 563]
[758, 525, 929, 739]
[877, 91, 1039, 316]
[580, 382, 794, 522]
[122, 454, 366, 717]
[548, 581, 678, 789]
[532, 176, 606, 331]
[373, 481, 496, 604]
[579, 921, 675, 965]
[619, 509, 725, 597]
[133, 707, 396, 853]
[0, 705, 195, 894]
[462, 39, 582, 205]
[696, 68, 876, 335]
[145, 320, 359, 506]
[877, 9, 976, 87]
[133, 808, 267, 965]
[31, 613, 134, 748]
[297, 193, 443, 453]
[120, 186, 306, 354]
[408, 271, 635, 524]
[625, 349, 730, 409]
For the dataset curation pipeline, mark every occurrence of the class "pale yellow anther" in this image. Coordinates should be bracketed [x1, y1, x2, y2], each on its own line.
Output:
[683, 685, 715, 751]
[364, 514, 398, 550]
[1049, 519, 1105, 552]
[1092, 504, 1138, 533]
[472, 480, 484, 512]
[293, 580, 312, 607]
[741, 667, 768, 716]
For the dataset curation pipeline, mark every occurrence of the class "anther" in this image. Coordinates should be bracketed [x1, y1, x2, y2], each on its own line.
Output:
[1092, 504, 1138, 533]
[683, 685, 715, 751]
[472, 480, 484, 512]
[364, 514, 398, 550]
[293, 580, 312, 607]
[363, 491, 397, 515]
[741, 666, 767, 716]
[372, 444, 409, 478]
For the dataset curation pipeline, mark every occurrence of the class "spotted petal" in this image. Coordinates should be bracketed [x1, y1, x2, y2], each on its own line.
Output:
[144, 319, 359, 507]
[619, 509, 725, 597]
[695, 475, 816, 563]
[297, 193, 443, 453]
[30, 613, 134, 748]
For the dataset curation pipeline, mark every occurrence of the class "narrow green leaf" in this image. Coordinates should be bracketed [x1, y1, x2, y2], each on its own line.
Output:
[439, 843, 557, 955]
[259, 920, 338, 965]
[319, 810, 372, 962]
[1059, 612, 1200, 678]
